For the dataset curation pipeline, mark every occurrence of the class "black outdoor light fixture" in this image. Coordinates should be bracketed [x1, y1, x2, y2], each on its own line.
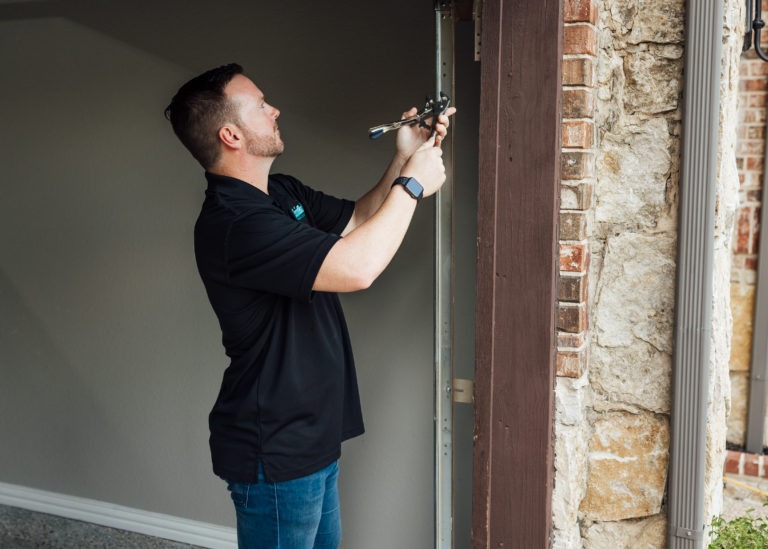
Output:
[745, 0, 768, 60]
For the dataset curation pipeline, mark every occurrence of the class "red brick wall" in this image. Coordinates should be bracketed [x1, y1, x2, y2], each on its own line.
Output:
[729, 1, 768, 446]
[735, 48, 766, 279]
[557, 0, 597, 378]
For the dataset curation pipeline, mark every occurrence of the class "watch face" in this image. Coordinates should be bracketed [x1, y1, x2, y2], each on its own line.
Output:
[404, 178, 423, 200]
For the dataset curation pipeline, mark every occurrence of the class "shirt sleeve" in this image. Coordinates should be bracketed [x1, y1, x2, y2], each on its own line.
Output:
[274, 174, 355, 235]
[226, 207, 339, 302]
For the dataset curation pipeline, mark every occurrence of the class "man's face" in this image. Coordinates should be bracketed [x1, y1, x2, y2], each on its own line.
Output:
[225, 75, 284, 158]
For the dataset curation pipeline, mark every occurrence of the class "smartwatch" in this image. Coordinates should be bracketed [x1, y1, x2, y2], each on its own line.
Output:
[392, 176, 424, 202]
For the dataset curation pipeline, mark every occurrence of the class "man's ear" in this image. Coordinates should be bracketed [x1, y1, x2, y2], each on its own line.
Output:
[218, 124, 242, 151]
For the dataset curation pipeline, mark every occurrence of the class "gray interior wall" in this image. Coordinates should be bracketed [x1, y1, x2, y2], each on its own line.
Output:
[0, 2, 477, 547]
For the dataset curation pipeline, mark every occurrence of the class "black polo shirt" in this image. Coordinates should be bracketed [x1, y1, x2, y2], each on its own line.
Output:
[194, 172, 364, 483]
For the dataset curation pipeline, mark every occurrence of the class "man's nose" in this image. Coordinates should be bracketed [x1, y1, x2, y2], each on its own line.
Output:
[272, 106, 280, 119]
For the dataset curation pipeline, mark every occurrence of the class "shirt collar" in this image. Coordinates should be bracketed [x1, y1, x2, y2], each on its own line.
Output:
[204, 172, 273, 202]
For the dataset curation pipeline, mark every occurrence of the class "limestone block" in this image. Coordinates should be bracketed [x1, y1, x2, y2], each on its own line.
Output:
[716, 49, 742, 225]
[727, 371, 748, 445]
[706, 391, 727, 520]
[580, 412, 669, 521]
[591, 232, 675, 411]
[596, 119, 672, 227]
[623, 50, 682, 115]
[713, 247, 735, 408]
[605, 0, 684, 45]
[553, 423, 588, 529]
[552, 525, 584, 549]
[591, 343, 670, 413]
[556, 376, 590, 426]
[627, 3, 684, 45]
[605, 0, 636, 37]
[595, 37, 624, 132]
[729, 283, 755, 372]
[594, 232, 675, 351]
[722, 0, 747, 38]
[583, 514, 667, 549]
[552, 382, 589, 541]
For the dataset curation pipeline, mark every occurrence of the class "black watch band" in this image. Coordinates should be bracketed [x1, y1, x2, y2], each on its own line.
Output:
[392, 176, 424, 202]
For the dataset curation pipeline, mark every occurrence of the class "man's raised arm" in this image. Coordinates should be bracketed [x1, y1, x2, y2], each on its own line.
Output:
[313, 138, 446, 293]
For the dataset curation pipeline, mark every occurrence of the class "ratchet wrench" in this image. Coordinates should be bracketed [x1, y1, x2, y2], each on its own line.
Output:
[368, 92, 451, 140]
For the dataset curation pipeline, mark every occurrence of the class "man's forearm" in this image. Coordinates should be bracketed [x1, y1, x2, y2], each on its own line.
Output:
[314, 185, 418, 293]
[316, 136, 446, 293]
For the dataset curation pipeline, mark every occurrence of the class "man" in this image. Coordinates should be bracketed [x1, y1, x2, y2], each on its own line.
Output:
[165, 63, 454, 548]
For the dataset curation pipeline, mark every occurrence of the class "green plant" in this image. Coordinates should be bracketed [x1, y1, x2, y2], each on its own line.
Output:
[709, 508, 768, 548]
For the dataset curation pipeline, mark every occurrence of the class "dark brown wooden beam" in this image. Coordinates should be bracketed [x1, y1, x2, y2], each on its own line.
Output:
[472, 0, 563, 546]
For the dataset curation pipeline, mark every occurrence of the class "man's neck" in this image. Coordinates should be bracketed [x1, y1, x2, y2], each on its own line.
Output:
[211, 157, 274, 194]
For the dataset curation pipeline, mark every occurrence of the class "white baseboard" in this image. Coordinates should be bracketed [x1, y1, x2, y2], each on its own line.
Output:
[0, 482, 236, 549]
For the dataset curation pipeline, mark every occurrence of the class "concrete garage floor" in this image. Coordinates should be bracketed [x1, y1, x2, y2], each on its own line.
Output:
[0, 505, 202, 549]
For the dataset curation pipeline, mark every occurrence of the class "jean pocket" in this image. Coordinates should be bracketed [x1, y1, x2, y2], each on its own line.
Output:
[226, 481, 250, 508]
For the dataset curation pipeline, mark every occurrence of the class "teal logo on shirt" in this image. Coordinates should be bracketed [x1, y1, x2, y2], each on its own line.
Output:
[291, 203, 306, 221]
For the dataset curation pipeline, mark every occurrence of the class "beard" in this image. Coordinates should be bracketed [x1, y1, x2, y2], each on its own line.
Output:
[244, 126, 284, 158]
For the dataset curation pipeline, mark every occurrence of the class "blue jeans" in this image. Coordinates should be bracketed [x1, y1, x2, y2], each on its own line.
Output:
[226, 461, 342, 549]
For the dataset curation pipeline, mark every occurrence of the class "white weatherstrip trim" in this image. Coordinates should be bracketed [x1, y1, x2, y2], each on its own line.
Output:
[0, 482, 236, 549]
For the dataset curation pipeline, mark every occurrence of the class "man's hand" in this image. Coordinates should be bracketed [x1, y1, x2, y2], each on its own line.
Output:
[395, 106, 457, 159]
[341, 105, 455, 237]
[400, 137, 446, 197]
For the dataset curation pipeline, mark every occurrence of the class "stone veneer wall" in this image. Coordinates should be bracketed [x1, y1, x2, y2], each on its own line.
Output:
[728, 0, 768, 447]
[552, 1, 744, 547]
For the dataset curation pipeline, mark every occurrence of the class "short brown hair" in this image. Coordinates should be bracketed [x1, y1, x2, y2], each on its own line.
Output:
[164, 63, 244, 169]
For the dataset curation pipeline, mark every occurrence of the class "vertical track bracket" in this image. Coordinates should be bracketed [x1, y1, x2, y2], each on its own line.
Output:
[434, 1, 455, 548]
